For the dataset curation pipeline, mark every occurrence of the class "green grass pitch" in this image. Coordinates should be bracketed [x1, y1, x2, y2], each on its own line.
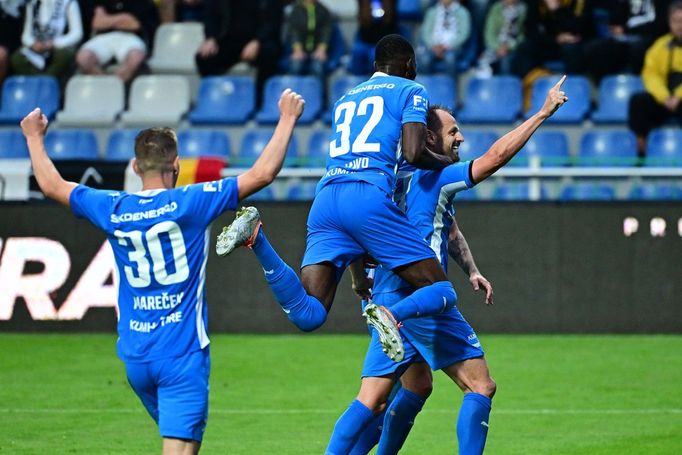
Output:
[0, 334, 680, 454]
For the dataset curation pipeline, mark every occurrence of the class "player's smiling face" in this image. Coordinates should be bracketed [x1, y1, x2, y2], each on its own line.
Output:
[434, 109, 464, 163]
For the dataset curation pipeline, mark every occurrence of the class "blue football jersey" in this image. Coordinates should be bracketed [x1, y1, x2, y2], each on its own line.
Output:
[373, 161, 475, 293]
[70, 178, 239, 363]
[318, 72, 429, 195]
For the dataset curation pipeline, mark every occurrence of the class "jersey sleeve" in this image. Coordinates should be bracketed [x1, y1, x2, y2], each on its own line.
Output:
[182, 177, 239, 223]
[69, 185, 117, 231]
[440, 161, 475, 190]
[400, 82, 429, 125]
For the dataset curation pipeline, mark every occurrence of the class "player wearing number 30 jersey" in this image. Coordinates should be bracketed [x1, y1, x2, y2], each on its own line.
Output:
[20, 89, 305, 454]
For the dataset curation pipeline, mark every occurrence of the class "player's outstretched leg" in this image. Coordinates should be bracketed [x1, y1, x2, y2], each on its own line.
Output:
[363, 302, 404, 362]
[216, 207, 327, 332]
[384, 280, 457, 323]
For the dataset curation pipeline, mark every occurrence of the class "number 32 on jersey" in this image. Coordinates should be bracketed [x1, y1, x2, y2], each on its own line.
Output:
[330, 96, 383, 157]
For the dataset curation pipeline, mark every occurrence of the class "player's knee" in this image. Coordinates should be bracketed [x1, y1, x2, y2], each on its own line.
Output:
[290, 310, 327, 332]
[471, 377, 496, 399]
[404, 378, 433, 399]
[435, 280, 457, 312]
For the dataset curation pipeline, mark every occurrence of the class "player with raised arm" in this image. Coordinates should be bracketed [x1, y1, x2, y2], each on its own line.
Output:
[20, 89, 304, 455]
[326, 76, 569, 455]
[217, 34, 459, 364]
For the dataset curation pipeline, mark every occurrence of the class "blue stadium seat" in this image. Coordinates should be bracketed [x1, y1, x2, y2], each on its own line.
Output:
[645, 128, 682, 166]
[458, 76, 522, 123]
[45, 130, 99, 160]
[560, 182, 616, 201]
[526, 75, 591, 123]
[629, 183, 682, 200]
[287, 180, 318, 201]
[0, 76, 60, 124]
[256, 76, 322, 124]
[397, 0, 424, 21]
[458, 130, 498, 161]
[304, 129, 330, 167]
[591, 75, 643, 123]
[325, 75, 365, 123]
[189, 76, 255, 124]
[492, 182, 548, 200]
[511, 131, 570, 167]
[578, 130, 639, 166]
[0, 130, 29, 158]
[416, 74, 456, 111]
[244, 186, 275, 201]
[104, 129, 139, 161]
[236, 129, 299, 167]
[177, 130, 230, 159]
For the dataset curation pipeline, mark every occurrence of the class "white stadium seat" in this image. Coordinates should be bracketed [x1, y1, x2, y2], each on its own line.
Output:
[148, 22, 204, 74]
[56, 76, 124, 127]
[120, 76, 190, 127]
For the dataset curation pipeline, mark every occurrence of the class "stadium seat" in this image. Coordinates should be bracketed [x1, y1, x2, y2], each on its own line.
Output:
[511, 131, 571, 167]
[492, 182, 547, 200]
[121, 76, 190, 127]
[177, 130, 230, 159]
[416, 74, 457, 111]
[629, 183, 682, 200]
[148, 22, 204, 73]
[56, 76, 124, 127]
[526, 75, 591, 123]
[458, 76, 522, 123]
[287, 180, 318, 200]
[559, 182, 616, 200]
[104, 129, 139, 161]
[304, 129, 330, 167]
[325, 75, 365, 122]
[0, 76, 59, 124]
[645, 128, 682, 166]
[458, 130, 499, 161]
[236, 129, 299, 167]
[255, 76, 322, 124]
[189, 76, 255, 124]
[578, 130, 639, 166]
[397, 0, 424, 21]
[45, 129, 99, 160]
[591, 75, 644, 123]
[0, 130, 29, 158]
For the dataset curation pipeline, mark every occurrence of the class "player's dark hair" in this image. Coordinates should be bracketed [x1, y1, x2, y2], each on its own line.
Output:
[134, 128, 178, 174]
[375, 34, 415, 68]
[427, 105, 454, 133]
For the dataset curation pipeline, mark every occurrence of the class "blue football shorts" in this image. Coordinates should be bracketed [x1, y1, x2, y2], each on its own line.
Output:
[125, 348, 210, 441]
[302, 182, 436, 275]
[362, 288, 484, 377]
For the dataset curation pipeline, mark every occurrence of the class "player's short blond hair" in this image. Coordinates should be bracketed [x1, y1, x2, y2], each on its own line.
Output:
[134, 128, 178, 174]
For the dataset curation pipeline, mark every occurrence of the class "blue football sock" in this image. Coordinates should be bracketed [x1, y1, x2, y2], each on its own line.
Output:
[251, 230, 327, 332]
[389, 281, 457, 322]
[376, 388, 425, 455]
[456, 393, 492, 455]
[349, 410, 385, 455]
[326, 400, 375, 455]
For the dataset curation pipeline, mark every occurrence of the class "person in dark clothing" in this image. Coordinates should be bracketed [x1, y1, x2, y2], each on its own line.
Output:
[512, 0, 595, 78]
[75, 0, 159, 83]
[0, 0, 26, 85]
[195, 0, 283, 102]
[348, 0, 398, 75]
[285, 0, 333, 78]
[584, 0, 669, 82]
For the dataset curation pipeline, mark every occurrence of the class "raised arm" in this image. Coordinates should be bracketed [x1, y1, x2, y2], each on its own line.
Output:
[402, 122, 455, 170]
[20, 109, 77, 207]
[470, 75, 568, 184]
[236, 89, 304, 200]
[448, 219, 493, 305]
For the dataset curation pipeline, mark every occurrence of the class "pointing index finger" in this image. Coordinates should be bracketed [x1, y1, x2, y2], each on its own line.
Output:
[553, 75, 567, 90]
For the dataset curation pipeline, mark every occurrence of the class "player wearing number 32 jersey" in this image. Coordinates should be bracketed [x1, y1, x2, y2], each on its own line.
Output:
[20, 89, 305, 454]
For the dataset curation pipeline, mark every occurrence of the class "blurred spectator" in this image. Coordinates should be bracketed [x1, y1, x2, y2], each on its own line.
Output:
[285, 0, 333, 78]
[76, 0, 159, 83]
[476, 0, 526, 76]
[348, 0, 398, 75]
[0, 0, 26, 85]
[195, 0, 282, 102]
[628, 1, 682, 156]
[584, 0, 668, 82]
[158, 0, 205, 23]
[417, 0, 472, 75]
[11, 0, 83, 82]
[512, 0, 595, 78]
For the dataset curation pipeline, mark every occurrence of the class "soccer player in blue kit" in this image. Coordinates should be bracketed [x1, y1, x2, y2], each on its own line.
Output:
[19, 89, 305, 454]
[217, 34, 460, 361]
[326, 77, 570, 455]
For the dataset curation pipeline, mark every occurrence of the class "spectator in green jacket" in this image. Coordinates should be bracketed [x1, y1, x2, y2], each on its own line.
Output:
[417, 0, 472, 75]
[476, 0, 526, 76]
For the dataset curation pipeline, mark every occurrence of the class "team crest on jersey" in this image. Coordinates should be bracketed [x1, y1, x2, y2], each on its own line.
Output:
[413, 95, 428, 112]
